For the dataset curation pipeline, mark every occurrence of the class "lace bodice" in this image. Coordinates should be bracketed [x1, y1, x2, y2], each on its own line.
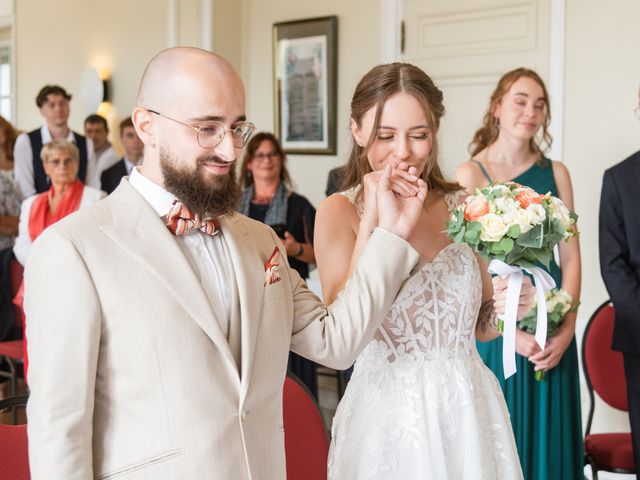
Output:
[339, 187, 481, 364]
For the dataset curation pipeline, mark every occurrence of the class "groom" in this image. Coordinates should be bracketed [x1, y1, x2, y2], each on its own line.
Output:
[24, 47, 426, 479]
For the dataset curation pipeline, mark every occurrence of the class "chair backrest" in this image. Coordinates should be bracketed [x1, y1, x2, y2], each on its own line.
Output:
[0, 395, 30, 479]
[283, 372, 329, 480]
[582, 301, 628, 411]
[9, 258, 24, 328]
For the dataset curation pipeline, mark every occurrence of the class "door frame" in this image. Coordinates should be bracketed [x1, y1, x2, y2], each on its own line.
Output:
[380, 0, 566, 159]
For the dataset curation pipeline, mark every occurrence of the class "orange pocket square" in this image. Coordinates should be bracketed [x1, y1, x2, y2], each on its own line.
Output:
[264, 246, 282, 286]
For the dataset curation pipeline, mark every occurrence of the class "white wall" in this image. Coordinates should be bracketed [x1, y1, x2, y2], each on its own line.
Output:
[242, 0, 381, 207]
[13, 0, 240, 152]
[565, 0, 640, 433]
[14, 0, 167, 143]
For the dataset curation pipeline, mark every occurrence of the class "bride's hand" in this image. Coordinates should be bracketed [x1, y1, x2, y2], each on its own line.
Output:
[491, 276, 536, 321]
[377, 164, 428, 240]
[361, 161, 420, 229]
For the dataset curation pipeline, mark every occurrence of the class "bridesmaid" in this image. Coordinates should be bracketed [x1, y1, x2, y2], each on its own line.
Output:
[455, 68, 583, 480]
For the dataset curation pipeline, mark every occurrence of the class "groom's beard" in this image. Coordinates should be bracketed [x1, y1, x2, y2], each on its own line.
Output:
[160, 146, 240, 219]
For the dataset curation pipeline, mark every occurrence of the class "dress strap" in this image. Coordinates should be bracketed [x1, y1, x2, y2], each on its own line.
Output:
[471, 159, 493, 183]
[337, 185, 364, 217]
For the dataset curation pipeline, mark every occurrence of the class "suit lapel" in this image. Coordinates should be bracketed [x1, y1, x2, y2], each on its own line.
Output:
[220, 215, 265, 399]
[100, 180, 239, 375]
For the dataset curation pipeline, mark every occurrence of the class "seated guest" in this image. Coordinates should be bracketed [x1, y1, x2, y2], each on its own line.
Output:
[100, 117, 143, 194]
[84, 113, 120, 177]
[238, 132, 319, 398]
[0, 115, 20, 250]
[325, 165, 346, 197]
[14, 139, 106, 266]
[13, 139, 105, 378]
[14, 85, 98, 199]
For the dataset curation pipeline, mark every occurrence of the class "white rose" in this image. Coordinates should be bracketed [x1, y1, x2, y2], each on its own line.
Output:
[479, 213, 509, 242]
[526, 203, 546, 224]
[550, 197, 572, 229]
[503, 208, 533, 234]
[546, 294, 560, 312]
[494, 197, 519, 215]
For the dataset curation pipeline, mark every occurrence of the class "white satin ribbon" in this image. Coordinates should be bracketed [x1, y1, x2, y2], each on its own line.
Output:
[488, 259, 556, 379]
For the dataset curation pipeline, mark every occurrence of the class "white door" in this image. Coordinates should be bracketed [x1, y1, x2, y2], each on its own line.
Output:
[402, 0, 551, 176]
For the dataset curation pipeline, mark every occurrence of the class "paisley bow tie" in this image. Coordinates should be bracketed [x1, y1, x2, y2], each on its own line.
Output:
[165, 200, 220, 236]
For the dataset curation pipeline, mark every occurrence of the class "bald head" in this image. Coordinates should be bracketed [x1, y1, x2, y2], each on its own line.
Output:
[132, 47, 249, 188]
[137, 47, 244, 113]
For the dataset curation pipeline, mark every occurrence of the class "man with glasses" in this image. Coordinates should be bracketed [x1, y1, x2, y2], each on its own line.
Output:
[599, 90, 640, 478]
[24, 47, 428, 479]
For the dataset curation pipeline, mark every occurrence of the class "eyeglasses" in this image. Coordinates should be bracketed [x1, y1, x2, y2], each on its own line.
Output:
[147, 109, 255, 149]
[46, 157, 76, 167]
[253, 151, 281, 161]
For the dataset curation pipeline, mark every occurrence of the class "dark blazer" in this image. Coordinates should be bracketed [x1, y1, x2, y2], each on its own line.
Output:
[100, 159, 128, 195]
[599, 150, 640, 354]
[325, 166, 346, 197]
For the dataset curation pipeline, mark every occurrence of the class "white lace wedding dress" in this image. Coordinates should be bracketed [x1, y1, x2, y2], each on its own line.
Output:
[328, 188, 523, 480]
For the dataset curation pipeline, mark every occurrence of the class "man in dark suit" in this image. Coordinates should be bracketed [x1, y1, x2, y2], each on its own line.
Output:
[600, 137, 640, 477]
[100, 117, 144, 194]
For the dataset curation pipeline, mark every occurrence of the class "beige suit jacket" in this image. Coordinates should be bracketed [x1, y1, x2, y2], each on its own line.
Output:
[25, 179, 419, 480]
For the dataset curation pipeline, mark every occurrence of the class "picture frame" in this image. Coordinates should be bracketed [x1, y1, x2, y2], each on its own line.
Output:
[273, 16, 338, 155]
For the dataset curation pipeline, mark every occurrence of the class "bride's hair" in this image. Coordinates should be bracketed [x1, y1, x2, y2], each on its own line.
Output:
[340, 62, 460, 195]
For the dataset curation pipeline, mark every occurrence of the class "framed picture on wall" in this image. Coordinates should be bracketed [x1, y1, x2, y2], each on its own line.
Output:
[273, 16, 337, 155]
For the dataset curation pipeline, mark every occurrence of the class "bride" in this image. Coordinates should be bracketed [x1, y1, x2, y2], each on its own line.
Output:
[315, 63, 534, 479]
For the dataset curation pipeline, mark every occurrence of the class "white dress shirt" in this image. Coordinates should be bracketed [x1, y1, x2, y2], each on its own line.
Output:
[123, 156, 137, 175]
[129, 167, 235, 338]
[14, 125, 99, 200]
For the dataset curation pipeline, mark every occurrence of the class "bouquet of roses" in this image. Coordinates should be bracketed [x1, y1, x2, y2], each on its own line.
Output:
[518, 287, 579, 380]
[447, 182, 578, 378]
[447, 183, 577, 269]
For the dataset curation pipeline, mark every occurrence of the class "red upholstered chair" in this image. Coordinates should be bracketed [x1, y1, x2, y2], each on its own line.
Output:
[0, 258, 25, 406]
[582, 300, 636, 478]
[283, 371, 330, 480]
[0, 394, 30, 480]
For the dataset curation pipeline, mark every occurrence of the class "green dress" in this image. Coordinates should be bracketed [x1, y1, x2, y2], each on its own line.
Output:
[472, 158, 584, 480]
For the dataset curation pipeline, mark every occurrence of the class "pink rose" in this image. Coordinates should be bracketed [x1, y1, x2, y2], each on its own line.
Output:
[464, 196, 490, 222]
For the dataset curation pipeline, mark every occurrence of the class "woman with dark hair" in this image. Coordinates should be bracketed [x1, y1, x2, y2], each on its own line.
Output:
[316, 62, 535, 479]
[456, 68, 583, 480]
[238, 132, 318, 397]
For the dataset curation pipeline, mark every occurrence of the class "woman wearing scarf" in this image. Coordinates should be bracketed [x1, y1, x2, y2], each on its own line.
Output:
[238, 132, 318, 398]
[14, 139, 106, 377]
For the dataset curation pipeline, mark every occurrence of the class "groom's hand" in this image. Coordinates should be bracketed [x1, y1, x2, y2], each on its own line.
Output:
[377, 164, 427, 240]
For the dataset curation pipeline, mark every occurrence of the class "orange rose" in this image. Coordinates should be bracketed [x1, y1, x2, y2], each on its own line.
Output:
[464, 196, 490, 222]
[515, 188, 542, 209]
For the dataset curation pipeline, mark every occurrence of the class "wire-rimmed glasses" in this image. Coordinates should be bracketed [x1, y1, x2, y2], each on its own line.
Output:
[147, 109, 255, 149]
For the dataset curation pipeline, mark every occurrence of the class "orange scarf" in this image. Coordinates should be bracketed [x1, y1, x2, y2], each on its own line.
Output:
[28, 179, 84, 241]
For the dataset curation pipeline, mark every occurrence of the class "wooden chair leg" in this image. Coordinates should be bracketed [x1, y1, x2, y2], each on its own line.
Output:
[1, 356, 19, 425]
[589, 459, 598, 480]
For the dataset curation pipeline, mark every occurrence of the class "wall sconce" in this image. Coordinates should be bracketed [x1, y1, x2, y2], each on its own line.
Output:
[80, 66, 111, 114]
